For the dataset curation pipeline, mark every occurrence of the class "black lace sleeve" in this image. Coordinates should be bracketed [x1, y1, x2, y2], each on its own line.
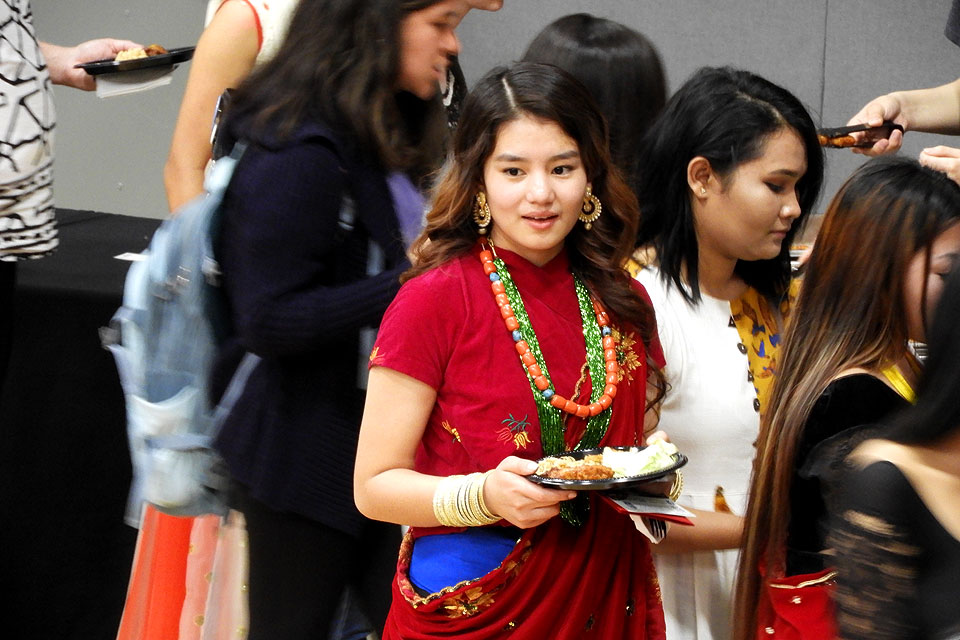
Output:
[829, 461, 922, 640]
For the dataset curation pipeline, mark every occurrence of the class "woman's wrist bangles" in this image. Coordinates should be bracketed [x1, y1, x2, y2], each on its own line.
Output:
[668, 470, 684, 502]
[432, 471, 502, 527]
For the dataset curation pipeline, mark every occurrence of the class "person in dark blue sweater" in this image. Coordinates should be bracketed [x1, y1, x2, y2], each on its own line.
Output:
[210, 1, 476, 637]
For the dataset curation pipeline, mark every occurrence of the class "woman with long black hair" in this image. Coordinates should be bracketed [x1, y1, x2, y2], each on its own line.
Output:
[632, 66, 825, 639]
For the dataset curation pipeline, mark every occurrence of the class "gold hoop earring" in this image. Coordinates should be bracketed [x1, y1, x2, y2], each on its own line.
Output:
[472, 191, 491, 235]
[579, 186, 602, 230]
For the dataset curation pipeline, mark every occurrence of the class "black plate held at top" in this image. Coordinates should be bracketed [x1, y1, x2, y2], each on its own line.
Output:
[76, 46, 196, 76]
[528, 445, 687, 491]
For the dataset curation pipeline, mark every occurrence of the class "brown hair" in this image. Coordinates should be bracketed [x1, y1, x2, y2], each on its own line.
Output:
[733, 156, 960, 640]
[407, 62, 664, 410]
[224, 0, 448, 176]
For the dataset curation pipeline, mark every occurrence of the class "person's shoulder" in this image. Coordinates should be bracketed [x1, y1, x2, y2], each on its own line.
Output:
[808, 374, 904, 436]
[627, 277, 660, 326]
[628, 275, 655, 301]
[633, 264, 668, 301]
[223, 132, 347, 218]
[234, 135, 342, 184]
[205, 0, 261, 35]
[227, 113, 343, 154]
[820, 374, 903, 409]
[377, 255, 473, 366]
[398, 255, 471, 302]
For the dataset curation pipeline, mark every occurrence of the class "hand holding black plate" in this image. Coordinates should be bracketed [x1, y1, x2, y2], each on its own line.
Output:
[76, 47, 195, 76]
[528, 445, 687, 491]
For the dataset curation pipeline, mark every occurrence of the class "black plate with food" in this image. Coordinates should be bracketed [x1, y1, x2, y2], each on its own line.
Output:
[528, 445, 687, 491]
[76, 46, 195, 76]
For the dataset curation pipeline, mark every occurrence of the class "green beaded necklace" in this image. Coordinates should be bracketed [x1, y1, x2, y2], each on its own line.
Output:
[490, 251, 613, 524]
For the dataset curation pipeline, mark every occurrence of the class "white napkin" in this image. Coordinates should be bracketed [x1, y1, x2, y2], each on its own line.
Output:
[96, 66, 175, 98]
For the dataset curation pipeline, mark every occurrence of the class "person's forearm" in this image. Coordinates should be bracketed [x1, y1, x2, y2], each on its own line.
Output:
[164, 161, 208, 212]
[652, 509, 743, 554]
[892, 79, 960, 135]
[355, 468, 445, 527]
[38, 43, 69, 84]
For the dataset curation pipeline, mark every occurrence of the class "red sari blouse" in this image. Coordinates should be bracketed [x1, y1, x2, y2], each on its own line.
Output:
[370, 246, 666, 639]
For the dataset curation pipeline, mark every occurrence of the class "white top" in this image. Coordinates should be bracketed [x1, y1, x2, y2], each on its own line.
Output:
[637, 265, 760, 640]
[205, 0, 298, 67]
[0, 0, 57, 260]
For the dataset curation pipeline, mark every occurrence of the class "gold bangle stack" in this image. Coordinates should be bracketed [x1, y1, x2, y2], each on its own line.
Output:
[668, 470, 684, 502]
[432, 471, 502, 527]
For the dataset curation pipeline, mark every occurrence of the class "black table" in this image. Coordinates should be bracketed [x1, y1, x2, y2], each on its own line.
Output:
[0, 209, 161, 640]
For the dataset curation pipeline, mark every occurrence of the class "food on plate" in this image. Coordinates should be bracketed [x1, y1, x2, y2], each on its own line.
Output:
[535, 439, 680, 481]
[817, 133, 857, 148]
[115, 44, 168, 62]
[602, 439, 679, 477]
[817, 122, 902, 149]
[536, 455, 614, 480]
[144, 44, 168, 56]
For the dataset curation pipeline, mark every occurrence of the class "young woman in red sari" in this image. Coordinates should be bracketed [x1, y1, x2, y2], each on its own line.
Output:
[354, 62, 668, 639]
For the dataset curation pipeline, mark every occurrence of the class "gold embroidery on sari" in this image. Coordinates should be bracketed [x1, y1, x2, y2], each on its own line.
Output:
[397, 530, 533, 617]
[441, 420, 462, 443]
[611, 327, 641, 383]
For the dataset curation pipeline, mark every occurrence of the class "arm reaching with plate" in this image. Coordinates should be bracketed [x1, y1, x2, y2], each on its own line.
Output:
[40, 38, 141, 91]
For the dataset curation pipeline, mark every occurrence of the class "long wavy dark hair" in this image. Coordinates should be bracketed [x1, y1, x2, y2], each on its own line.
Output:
[733, 157, 960, 640]
[521, 13, 666, 187]
[636, 66, 824, 304]
[223, 0, 448, 175]
[407, 62, 664, 408]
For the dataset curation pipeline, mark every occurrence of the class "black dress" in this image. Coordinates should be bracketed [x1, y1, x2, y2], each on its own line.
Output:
[830, 461, 960, 640]
[785, 374, 909, 575]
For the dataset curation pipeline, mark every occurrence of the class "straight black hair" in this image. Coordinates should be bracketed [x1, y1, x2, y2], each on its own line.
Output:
[521, 13, 666, 186]
[887, 263, 960, 444]
[636, 66, 824, 303]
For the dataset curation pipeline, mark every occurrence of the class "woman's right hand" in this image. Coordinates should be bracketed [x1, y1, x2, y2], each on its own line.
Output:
[483, 456, 576, 529]
[846, 93, 907, 155]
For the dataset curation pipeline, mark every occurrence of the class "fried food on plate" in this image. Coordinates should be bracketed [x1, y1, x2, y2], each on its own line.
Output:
[536, 456, 615, 480]
[115, 44, 169, 62]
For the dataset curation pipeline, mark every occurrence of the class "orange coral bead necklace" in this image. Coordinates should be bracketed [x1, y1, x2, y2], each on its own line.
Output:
[479, 242, 618, 446]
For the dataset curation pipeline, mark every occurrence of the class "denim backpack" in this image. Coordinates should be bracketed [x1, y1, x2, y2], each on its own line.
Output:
[102, 144, 256, 523]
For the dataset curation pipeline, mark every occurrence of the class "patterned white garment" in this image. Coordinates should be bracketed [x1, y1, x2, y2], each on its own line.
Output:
[204, 0, 298, 67]
[0, 0, 56, 261]
[637, 265, 761, 640]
